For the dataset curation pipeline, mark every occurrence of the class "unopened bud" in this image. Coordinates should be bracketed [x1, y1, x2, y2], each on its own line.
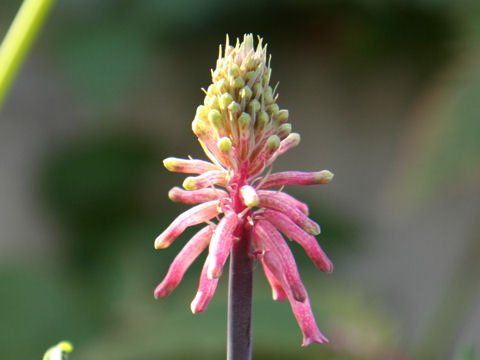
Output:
[229, 63, 240, 78]
[252, 82, 262, 98]
[218, 137, 232, 153]
[231, 77, 245, 89]
[266, 135, 281, 153]
[208, 109, 223, 130]
[220, 93, 233, 110]
[239, 86, 253, 102]
[195, 105, 209, 121]
[267, 103, 279, 117]
[245, 70, 256, 82]
[216, 78, 229, 93]
[207, 84, 218, 96]
[264, 86, 274, 104]
[228, 101, 241, 117]
[277, 123, 292, 139]
[208, 95, 220, 110]
[247, 99, 261, 115]
[238, 112, 251, 131]
[276, 109, 289, 124]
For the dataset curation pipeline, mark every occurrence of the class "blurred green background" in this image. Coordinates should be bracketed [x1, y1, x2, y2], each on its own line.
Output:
[1, 0, 480, 359]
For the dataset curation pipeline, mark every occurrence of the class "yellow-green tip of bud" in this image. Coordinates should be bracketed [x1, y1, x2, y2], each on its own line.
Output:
[238, 112, 251, 129]
[208, 109, 223, 129]
[220, 93, 233, 109]
[182, 177, 197, 191]
[266, 135, 281, 152]
[218, 137, 232, 153]
[316, 170, 334, 184]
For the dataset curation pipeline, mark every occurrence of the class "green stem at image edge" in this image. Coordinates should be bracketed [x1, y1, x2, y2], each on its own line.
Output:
[0, 0, 56, 110]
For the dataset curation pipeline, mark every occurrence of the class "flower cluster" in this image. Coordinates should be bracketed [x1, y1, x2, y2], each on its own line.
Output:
[154, 34, 334, 346]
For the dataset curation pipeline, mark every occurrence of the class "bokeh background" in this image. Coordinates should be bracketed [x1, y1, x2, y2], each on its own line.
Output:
[1, 0, 480, 359]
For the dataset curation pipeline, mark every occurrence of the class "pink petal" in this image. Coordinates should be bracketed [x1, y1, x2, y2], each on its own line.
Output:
[258, 193, 320, 235]
[262, 210, 333, 273]
[190, 256, 220, 314]
[259, 170, 334, 189]
[163, 157, 220, 174]
[154, 200, 221, 249]
[154, 226, 213, 298]
[261, 259, 287, 302]
[257, 190, 309, 215]
[183, 170, 228, 190]
[168, 187, 227, 204]
[207, 212, 238, 279]
[288, 294, 329, 346]
[277, 133, 300, 156]
[252, 220, 307, 302]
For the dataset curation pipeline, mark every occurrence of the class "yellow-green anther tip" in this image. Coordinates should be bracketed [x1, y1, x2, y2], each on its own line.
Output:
[218, 137, 232, 153]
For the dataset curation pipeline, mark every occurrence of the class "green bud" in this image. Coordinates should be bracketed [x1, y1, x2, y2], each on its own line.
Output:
[220, 93, 233, 110]
[266, 135, 281, 152]
[195, 105, 209, 121]
[247, 99, 261, 115]
[229, 63, 240, 78]
[245, 70, 256, 82]
[208, 109, 223, 130]
[264, 86, 274, 104]
[207, 84, 218, 96]
[208, 95, 220, 110]
[238, 112, 251, 131]
[231, 77, 245, 89]
[218, 137, 232, 153]
[276, 109, 289, 124]
[239, 86, 253, 102]
[315, 170, 334, 184]
[267, 103, 279, 117]
[255, 111, 269, 130]
[277, 123, 292, 139]
[228, 101, 241, 117]
[252, 82, 263, 98]
[216, 78, 229, 93]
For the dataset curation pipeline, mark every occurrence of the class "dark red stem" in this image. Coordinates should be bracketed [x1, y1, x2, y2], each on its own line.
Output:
[227, 224, 253, 360]
[227, 164, 253, 360]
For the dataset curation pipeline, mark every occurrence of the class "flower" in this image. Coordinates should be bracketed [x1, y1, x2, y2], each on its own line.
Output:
[154, 34, 334, 346]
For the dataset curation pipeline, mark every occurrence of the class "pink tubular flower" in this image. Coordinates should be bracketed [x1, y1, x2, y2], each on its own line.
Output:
[154, 34, 334, 346]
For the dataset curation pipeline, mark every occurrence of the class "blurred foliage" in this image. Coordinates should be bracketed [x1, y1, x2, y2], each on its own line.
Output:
[1, 0, 479, 358]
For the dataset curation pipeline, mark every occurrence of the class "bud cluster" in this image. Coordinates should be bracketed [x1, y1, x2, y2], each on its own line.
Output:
[192, 34, 295, 175]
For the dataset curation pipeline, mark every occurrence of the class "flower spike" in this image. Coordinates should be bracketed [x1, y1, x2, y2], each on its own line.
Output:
[154, 34, 334, 347]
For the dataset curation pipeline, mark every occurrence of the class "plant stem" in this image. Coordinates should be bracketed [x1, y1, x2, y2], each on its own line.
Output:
[0, 0, 56, 110]
[227, 225, 253, 360]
